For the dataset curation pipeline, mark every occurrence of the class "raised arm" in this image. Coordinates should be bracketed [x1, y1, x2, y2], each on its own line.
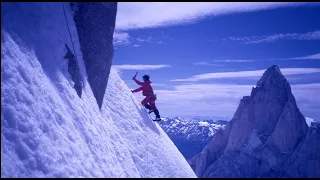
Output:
[132, 72, 143, 85]
[131, 86, 143, 93]
[133, 77, 144, 86]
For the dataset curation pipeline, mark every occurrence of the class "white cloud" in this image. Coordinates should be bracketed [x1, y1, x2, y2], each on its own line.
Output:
[193, 62, 225, 66]
[136, 37, 153, 43]
[114, 36, 157, 47]
[267, 52, 320, 61]
[171, 68, 320, 82]
[133, 83, 251, 118]
[163, 83, 252, 101]
[116, 2, 314, 30]
[226, 30, 320, 44]
[291, 52, 320, 60]
[292, 83, 320, 103]
[290, 83, 320, 119]
[136, 83, 320, 119]
[112, 64, 172, 72]
[213, 59, 255, 63]
[112, 64, 171, 78]
[113, 32, 130, 45]
[136, 38, 145, 42]
[114, 3, 319, 48]
[151, 83, 167, 87]
[194, 53, 320, 64]
[194, 60, 255, 65]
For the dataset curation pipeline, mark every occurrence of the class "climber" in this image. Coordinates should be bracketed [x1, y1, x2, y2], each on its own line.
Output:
[131, 72, 161, 121]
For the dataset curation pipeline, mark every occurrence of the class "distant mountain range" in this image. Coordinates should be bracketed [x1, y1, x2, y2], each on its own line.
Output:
[158, 117, 227, 160]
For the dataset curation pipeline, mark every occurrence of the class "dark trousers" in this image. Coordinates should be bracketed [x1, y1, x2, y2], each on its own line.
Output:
[141, 96, 157, 110]
[144, 104, 160, 118]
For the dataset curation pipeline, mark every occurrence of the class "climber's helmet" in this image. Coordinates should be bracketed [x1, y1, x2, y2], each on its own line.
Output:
[143, 75, 150, 81]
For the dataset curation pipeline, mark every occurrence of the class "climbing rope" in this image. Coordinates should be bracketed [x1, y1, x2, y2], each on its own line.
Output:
[61, 2, 84, 89]
[12, 3, 81, 82]
[61, 2, 79, 66]
[12, 3, 80, 73]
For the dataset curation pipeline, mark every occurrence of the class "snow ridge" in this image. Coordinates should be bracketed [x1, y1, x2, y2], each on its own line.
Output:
[1, 2, 196, 178]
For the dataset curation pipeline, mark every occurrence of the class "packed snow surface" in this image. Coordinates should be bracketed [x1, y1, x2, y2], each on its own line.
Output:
[305, 117, 316, 127]
[1, 2, 196, 178]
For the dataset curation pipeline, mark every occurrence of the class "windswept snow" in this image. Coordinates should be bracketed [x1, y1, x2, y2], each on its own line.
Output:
[1, 2, 196, 178]
[198, 121, 209, 126]
[305, 117, 316, 127]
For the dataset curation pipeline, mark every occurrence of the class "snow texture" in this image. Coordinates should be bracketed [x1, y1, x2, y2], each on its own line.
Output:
[305, 117, 316, 127]
[1, 2, 196, 178]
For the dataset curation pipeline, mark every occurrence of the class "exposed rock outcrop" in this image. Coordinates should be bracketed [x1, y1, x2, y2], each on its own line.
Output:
[72, 2, 117, 108]
[189, 65, 318, 178]
[64, 44, 83, 98]
[279, 121, 320, 178]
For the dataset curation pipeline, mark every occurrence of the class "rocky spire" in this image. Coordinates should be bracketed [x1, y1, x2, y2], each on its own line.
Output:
[190, 65, 311, 178]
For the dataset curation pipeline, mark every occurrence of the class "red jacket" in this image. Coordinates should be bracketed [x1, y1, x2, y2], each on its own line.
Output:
[132, 77, 154, 96]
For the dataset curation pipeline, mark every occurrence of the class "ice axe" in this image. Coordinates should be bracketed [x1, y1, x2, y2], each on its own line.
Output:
[133, 71, 138, 80]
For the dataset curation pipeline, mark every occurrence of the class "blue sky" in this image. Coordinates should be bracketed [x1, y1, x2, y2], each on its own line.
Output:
[111, 2, 320, 120]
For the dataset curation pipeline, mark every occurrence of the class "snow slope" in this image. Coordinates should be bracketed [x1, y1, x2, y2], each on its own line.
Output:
[1, 2, 196, 178]
[305, 117, 316, 127]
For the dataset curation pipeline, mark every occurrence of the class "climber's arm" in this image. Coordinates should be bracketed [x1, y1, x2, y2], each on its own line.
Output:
[131, 87, 143, 93]
[133, 77, 144, 86]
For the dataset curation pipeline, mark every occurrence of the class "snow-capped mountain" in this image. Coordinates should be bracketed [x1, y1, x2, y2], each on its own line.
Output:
[158, 117, 227, 160]
[305, 117, 317, 127]
[175, 115, 231, 122]
[1, 2, 196, 178]
[190, 65, 320, 178]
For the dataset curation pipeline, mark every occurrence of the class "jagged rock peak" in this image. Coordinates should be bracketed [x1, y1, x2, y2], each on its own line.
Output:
[252, 65, 292, 100]
[257, 65, 287, 87]
[263, 65, 283, 78]
[250, 65, 294, 103]
[266, 65, 282, 74]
